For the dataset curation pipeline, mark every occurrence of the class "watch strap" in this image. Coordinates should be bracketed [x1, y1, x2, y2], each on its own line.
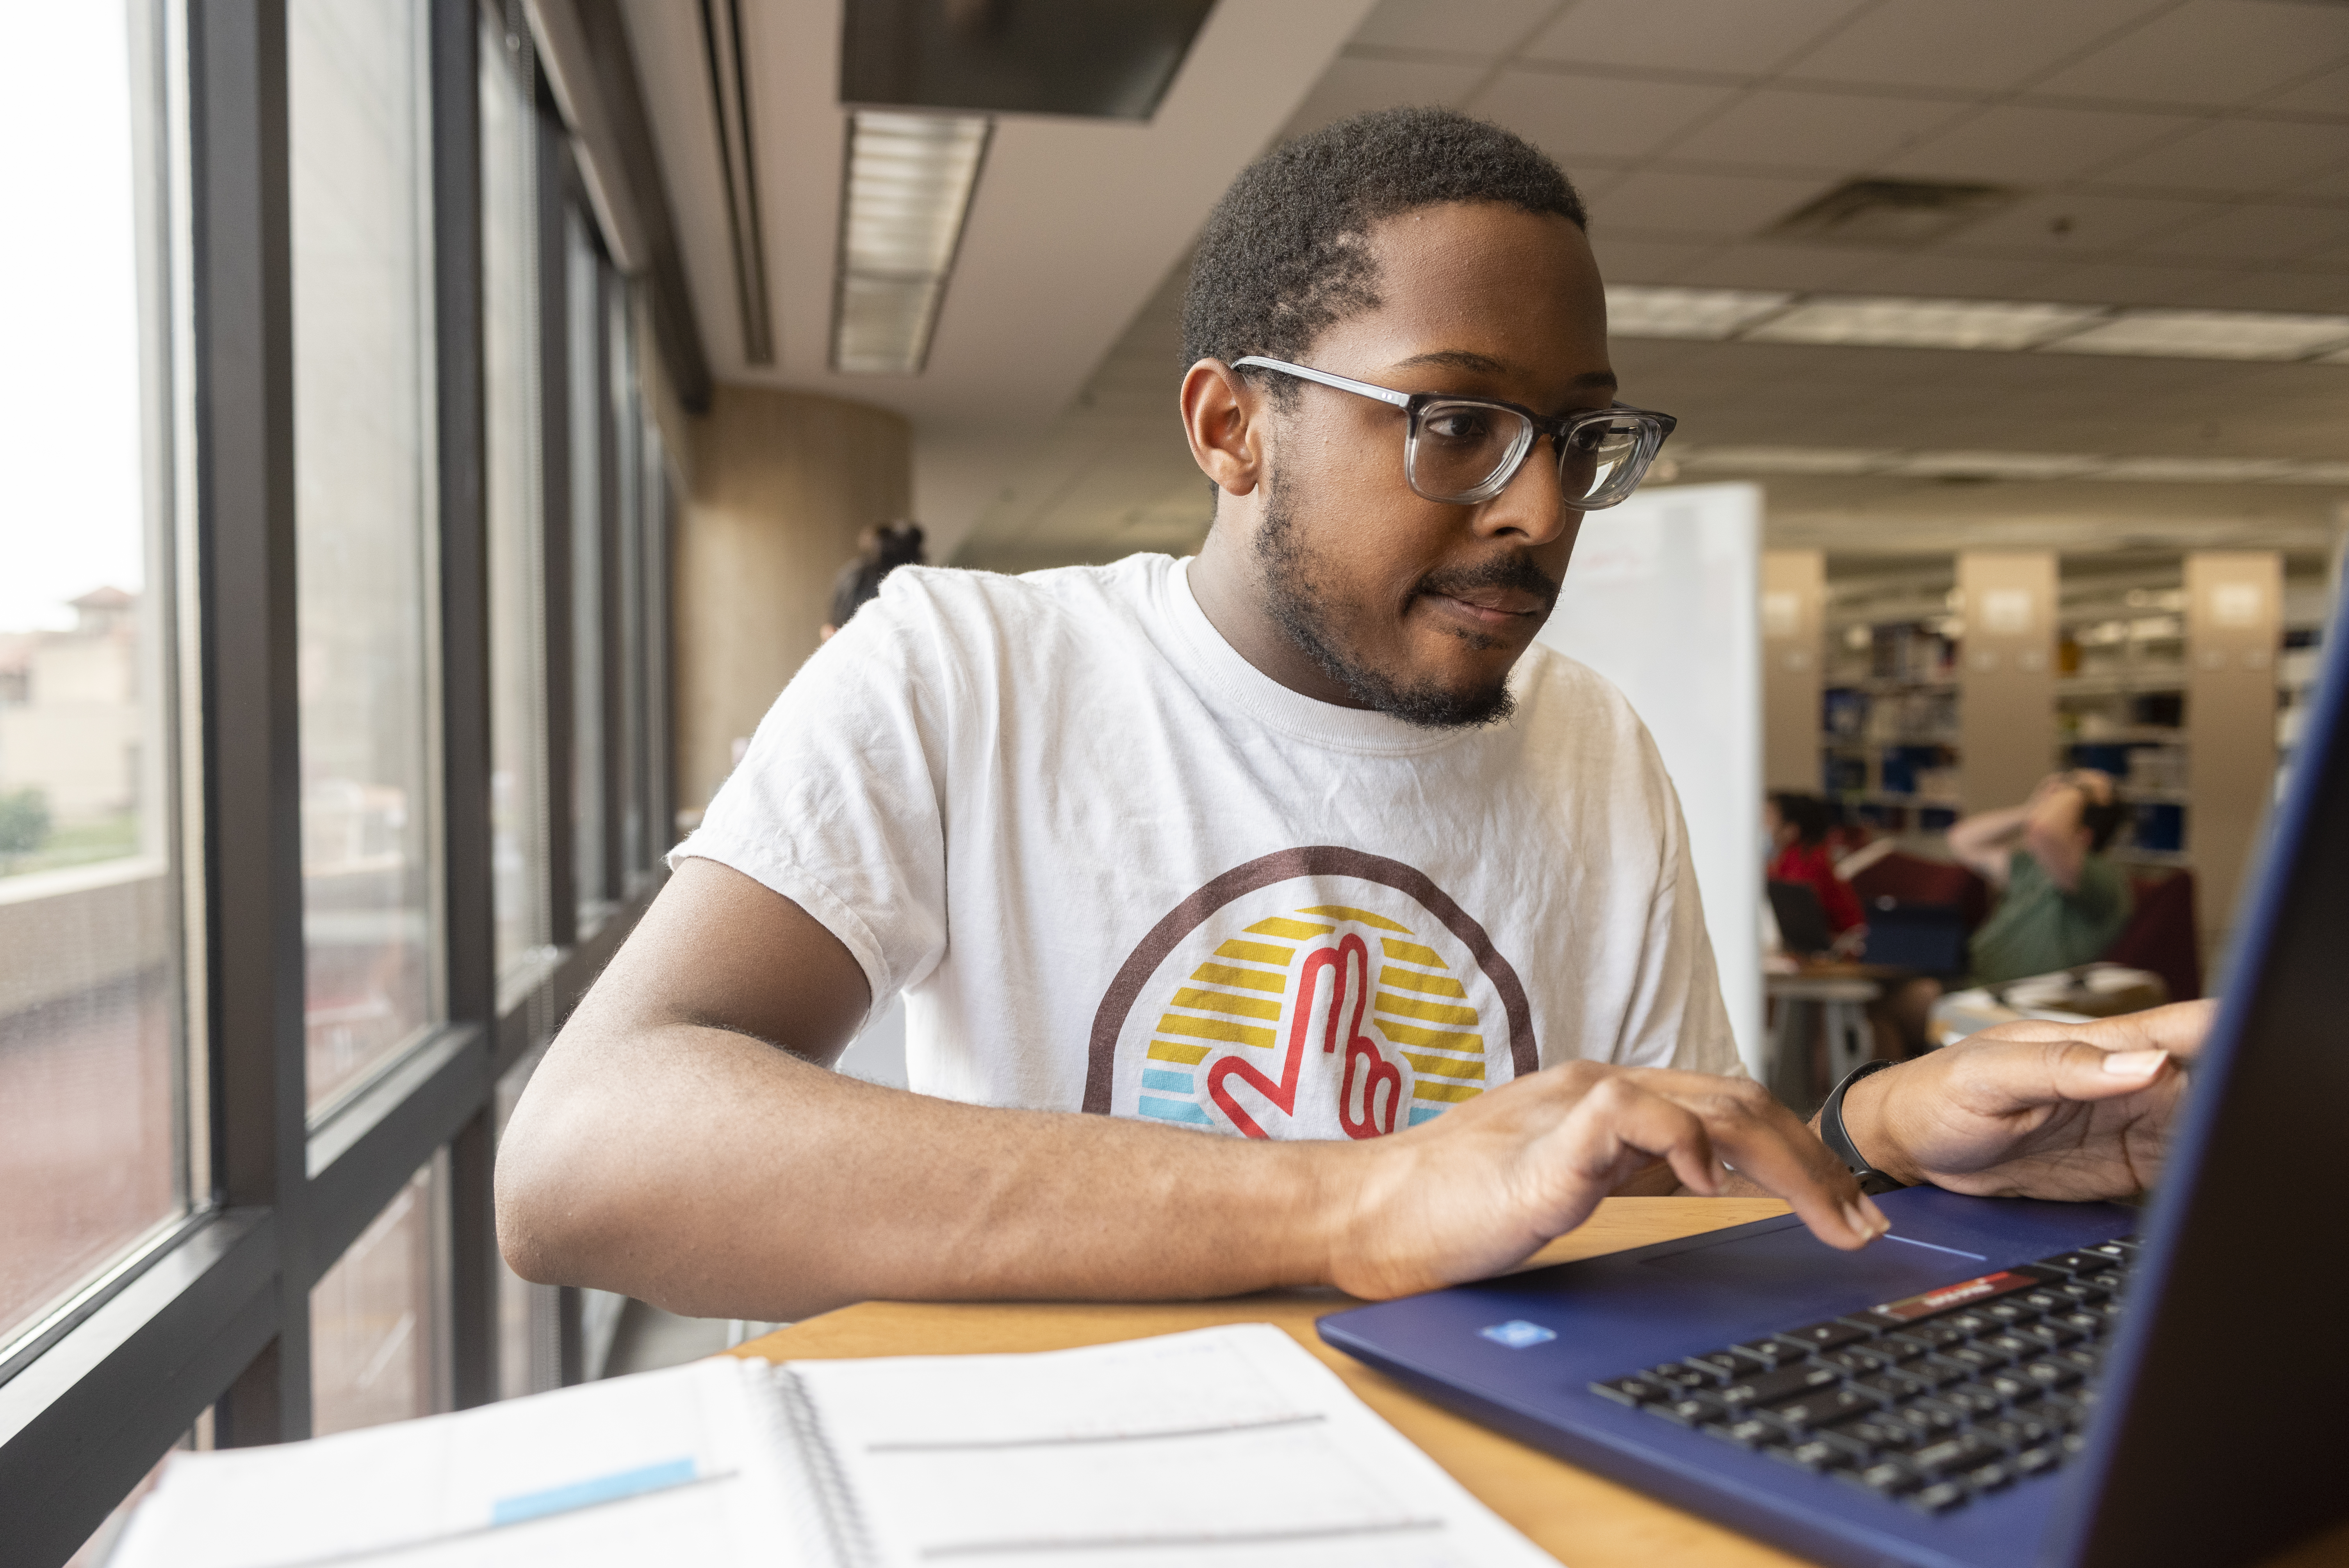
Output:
[1821, 1058, 1907, 1196]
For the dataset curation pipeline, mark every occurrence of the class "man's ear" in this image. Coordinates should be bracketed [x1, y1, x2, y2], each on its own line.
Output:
[1180, 359, 1264, 499]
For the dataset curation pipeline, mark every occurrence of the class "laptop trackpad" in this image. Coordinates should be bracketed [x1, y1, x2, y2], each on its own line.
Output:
[1639, 1225, 1986, 1318]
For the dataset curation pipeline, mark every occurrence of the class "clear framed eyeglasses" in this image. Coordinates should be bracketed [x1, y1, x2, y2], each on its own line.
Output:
[1232, 355, 1678, 511]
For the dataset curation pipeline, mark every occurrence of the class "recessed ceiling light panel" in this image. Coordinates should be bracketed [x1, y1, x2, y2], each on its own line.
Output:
[831, 111, 991, 375]
[1741, 295, 2106, 351]
[1604, 285, 1791, 340]
[1889, 451, 2105, 481]
[2042, 308, 2349, 362]
[1679, 446, 1900, 476]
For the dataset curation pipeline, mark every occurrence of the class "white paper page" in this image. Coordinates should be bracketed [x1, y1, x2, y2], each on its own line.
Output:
[110, 1358, 805, 1568]
[788, 1323, 1556, 1567]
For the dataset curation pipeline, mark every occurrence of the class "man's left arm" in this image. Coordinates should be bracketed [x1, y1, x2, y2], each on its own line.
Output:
[1825, 1001, 2213, 1201]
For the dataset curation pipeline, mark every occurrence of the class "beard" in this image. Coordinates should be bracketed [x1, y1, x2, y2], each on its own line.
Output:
[1249, 472, 1557, 731]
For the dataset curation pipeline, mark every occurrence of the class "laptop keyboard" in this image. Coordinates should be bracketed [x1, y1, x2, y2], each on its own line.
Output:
[1590, 1237, 2133, 1515]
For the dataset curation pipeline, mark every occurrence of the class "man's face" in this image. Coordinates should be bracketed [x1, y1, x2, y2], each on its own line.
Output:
[1248, 202, 1615, 727]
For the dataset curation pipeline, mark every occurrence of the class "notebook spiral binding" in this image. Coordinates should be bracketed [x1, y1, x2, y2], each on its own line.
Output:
[774, 1365, 880, 1568]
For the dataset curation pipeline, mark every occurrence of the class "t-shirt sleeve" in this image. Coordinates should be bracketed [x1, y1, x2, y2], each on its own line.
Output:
[666, 578, 953, 1018]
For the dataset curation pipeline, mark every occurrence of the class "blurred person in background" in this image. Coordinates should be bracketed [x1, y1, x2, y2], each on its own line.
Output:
[820, 520, 926, 641]
[1766, 791, 1864, 944]
[1950, 769, 2133, 987]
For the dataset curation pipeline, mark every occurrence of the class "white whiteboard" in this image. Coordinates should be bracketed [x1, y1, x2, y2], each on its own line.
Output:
[1536, 483, 1764, 1076]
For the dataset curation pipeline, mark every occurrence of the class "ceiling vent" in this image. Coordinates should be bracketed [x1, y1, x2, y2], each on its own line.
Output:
[841, 0, 1216, 120]
[1765, 178, 2018, 248]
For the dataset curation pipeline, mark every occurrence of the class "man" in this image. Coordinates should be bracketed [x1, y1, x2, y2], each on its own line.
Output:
[1950, 769, 2134, 985]
[498, 110, 2204, 1321]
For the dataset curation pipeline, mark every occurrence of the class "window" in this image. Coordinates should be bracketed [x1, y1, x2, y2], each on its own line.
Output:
[311, 1159, 447, 1436]
[481, 8, 548, 978]
[0, 0, 194, 1357]
[288, 0, 442, 1114]
[567, 211, 608, 919]
[609, 285, 647, 882]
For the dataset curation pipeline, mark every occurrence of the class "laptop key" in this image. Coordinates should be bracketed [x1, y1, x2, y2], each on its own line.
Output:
[2082, 1241, 2131, 1265]
[2014, 1444, 2061, 1477]
[1654, 1394, 1728, 1427]
[1937, 1345, 2003, 1376]
[1841, 1458, 1923, 1497]
[1979, 1331, 2039, 1363]
[1940, 1383, 2006, 1418]
[2038, 1251, 2115, 1278]
[1896, 1400, 1968, 1437]
[1647, 1363, 1714, 1391]
[1763, 1387, 1876, 1432]
[2056, 1345, 2102, 1376]
[1965, 1461, 2013, 1493]
[1817, 1347, 1886, 1376]
[1684, 1350, 1753, 1381]
[1590, 1375, 1674, 1407]
[1909, 1480, 1970, 1514]
[1704, 1417, 1779, 1449]
[1720, 1363, 1841, 1408]
[1782, 1320, 1870, 1352]
[1773, 1435, 1859, 1472]
[2015, 1322, 2081, 1352]
[1912, 1431, 2004, 1477]
[1987, 1370, 2039, 1402]
[1733, 1337, 1792, 1367]
[1982, 1413, 2057, 1450]
[1836, 1416, 1920, 1452]
[2019, 1360, 2082, 1393]
[1854, 1369, 1933, 1403]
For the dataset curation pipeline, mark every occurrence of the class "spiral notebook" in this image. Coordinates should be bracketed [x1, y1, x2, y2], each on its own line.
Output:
[111, 1324, 1553, 1567]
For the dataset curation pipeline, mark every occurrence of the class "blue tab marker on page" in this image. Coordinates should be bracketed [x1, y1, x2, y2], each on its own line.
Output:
[490, 1457, 699, 1525]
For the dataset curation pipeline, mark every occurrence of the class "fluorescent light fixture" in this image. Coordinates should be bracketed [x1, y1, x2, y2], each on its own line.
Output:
[2042, 308, 2349, 362]
[1740, 295, 2105, 351]
[1887, 451, 2104, 481]
[832, 112, 991, 375]
[1604, 285, 1790, 340]
[2090, 457, 2297, 483]
[1679, 446, 1898, 476]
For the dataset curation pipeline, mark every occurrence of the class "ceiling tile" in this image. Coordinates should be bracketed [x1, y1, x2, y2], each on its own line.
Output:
[1587, 169, 1841, 238]
[1951, 191, 2227, 254]
[2145, 201, 2349, 262]
[2030, 0, 2349, 108]
[2092, 117, 2349, 196]
[1587, 235, 1719, 282]
[1672, 241, 1889, 291]
[2255, 60, 2349, 115]
[1351, 0, 1558, 57]
[2016, 258, 2239, 307]
[1829, 252, 2060, 299]
[1784, 0, 2170, 94]
[1521, 0, 1866, 77]
[1278, 55, 1491, 139]
[1470, 67, 1740, 162]
[1880, 104, 2194, 185]
[1660, 88, 1971, 171]
[2282, 160, 2349, 200]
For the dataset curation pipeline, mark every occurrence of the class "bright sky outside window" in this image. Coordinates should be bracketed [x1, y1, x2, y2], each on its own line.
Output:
[832, 112, 990, 375]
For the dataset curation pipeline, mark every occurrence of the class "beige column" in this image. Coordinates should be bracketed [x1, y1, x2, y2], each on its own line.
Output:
[2185, 551, 2282, 959]
[672, 386, 913, 815]
[1957, 551, 2057, 814]
[1761, 550, 1824, 794]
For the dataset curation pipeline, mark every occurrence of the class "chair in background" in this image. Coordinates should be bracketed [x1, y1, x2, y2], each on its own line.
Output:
[1848, 850, 1991, 933]
[2102, 868, 2202, 1003]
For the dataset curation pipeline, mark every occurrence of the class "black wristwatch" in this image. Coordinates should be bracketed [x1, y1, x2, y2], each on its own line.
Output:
[1820, 1059, 1909, 1197]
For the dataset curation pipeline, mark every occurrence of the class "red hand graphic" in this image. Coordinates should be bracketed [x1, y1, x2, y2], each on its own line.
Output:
[1208, 933, 1371, 1139]
[1340, 1031, 1403, 1140]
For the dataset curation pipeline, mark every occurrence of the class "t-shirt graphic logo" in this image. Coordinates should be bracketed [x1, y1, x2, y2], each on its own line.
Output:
[1085, 847, 1536, 1140]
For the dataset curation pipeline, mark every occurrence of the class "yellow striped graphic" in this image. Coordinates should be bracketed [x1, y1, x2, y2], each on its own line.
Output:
[1214, 939, 1297, 968]
[1189, 961, 1287, 994]
[1380, 938, 1444, 967]
[1246, 916, 1335, 941]
[1413, 1080, 1484, 1103]
[1400, 1051, 1485, 1080]
[1373, 1018, 1483, 1054]
[1148, 1039, 1210, 1064]
[1375, 991, 1479, 1027]
[1299, 905, 1412, 933]
[1379, 964, 1468, 999]
[1157, 1012, 1277, 1049]
[1173, 986, 1281, 1021]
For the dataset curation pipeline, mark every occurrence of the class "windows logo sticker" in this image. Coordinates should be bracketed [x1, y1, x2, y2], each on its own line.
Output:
[1480, 1319, 1557, 1349]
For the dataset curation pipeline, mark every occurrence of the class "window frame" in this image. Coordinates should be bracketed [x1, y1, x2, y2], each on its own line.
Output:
[0, 3, 674, 1558]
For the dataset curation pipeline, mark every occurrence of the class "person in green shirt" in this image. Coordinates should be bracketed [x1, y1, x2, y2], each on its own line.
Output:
[1950, 769, 2133, 986]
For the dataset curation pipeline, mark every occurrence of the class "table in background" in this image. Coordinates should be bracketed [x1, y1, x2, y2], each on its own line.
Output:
[737, 1197, 2349, 1568]
[1765, 969, 1881, 1113]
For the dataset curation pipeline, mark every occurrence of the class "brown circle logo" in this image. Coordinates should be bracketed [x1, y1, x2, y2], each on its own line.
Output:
[1084, 846, 1536, 1137]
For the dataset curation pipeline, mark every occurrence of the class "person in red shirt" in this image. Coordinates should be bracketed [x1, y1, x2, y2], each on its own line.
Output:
[1767, 792, 1865, 938]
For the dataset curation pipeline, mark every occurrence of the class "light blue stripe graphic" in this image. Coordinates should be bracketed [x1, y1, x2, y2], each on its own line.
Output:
[1140, 1068, 1195, 1094]
[1408, 1105, 1445, 1126]
[490, 1458, 699, 1525]
[1137, 1095, 1212, 1126]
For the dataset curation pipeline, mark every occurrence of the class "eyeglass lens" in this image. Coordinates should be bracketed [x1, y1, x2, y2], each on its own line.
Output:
[1409, 401, 1652, 508]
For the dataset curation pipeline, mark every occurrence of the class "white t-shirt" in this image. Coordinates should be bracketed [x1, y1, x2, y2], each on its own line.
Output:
[675, 552, 1738, 1140]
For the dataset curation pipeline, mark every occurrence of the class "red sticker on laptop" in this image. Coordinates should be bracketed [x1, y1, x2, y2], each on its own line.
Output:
[1862, 1269, 2041, 1327]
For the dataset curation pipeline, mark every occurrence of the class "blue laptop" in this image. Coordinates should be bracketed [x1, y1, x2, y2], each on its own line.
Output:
[1321, 583, 2349, 1568]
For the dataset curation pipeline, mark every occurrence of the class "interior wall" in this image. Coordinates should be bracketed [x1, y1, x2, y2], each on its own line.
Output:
[671, 385, 912, 814]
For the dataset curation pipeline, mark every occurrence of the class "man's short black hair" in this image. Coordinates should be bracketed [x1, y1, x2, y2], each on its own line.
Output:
[1181, 107, 1588, 392]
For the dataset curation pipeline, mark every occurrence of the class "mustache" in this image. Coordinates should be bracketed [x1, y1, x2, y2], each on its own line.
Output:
[1413, 554, 1561, 610]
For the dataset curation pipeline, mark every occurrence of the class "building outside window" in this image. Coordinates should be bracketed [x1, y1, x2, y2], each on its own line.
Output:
[0, 0, 196, 1362]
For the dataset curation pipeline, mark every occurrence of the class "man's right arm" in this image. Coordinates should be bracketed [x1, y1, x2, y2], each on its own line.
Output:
[1948, 801, 2030, 884]
[494, 858, 1884, 1320]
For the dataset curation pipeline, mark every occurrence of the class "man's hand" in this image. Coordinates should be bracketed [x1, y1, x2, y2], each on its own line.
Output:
[1838, 1000, 2214, 1200]
[1326, 1063, 1888, 1301]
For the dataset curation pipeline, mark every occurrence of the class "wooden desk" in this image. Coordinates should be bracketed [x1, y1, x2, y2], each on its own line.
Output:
[736, 1197, 2349, 1568]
